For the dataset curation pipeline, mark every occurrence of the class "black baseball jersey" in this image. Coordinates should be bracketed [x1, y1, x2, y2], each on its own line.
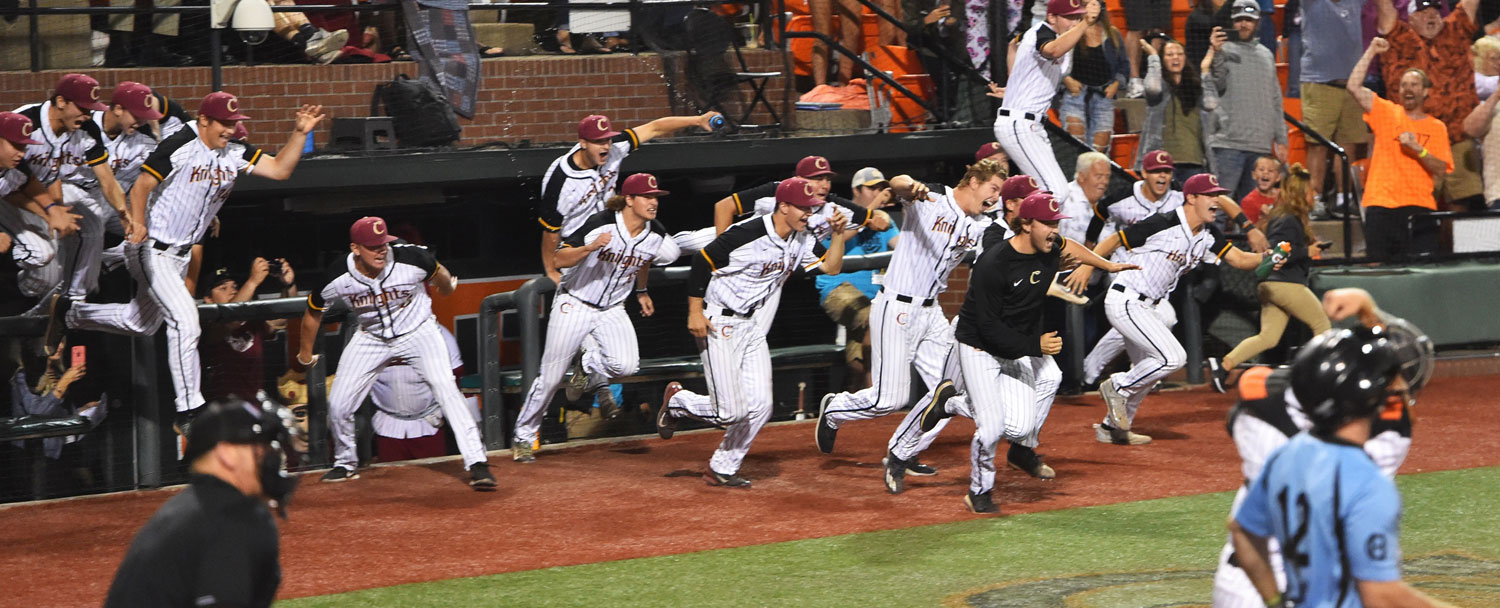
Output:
[955, 236, 1064, 360]
[16, 101, 109, 185]
[140, 128, 263, 247]
[690, 214, 824, 313]
[309, 244, 438, 339]
[560, 210, 679, 307]
[1228, 366, 1413, 445]
[104, 474, 280, 608]
[538, 129, 640, 237]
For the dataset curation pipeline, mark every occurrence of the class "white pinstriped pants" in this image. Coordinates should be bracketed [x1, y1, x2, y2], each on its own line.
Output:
[1083, 300, 1177, 384]
[946, 346, 1059, 494]
[68, 241, 204, 412]
[328, 318, 487, 470]
[1101, 288, 1184, 428]
[666, 311, 772, 476]
[824, 292, 952, 429]
[993, 115, 1070, 194]
[513, 292, 640, 445]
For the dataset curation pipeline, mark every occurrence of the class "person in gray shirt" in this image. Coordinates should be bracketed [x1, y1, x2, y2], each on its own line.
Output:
[1205, 0, 1290, 200]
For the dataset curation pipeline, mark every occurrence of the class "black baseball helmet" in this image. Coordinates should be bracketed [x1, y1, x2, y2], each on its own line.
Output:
[1290, 326, 1404, 433]
[186, 393, 306, 518]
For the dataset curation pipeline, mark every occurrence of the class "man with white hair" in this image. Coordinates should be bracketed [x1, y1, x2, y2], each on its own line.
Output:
[1058, 151, 1111, 244]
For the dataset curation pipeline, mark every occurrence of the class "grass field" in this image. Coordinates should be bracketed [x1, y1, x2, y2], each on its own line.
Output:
[284, 466, 1500, 607]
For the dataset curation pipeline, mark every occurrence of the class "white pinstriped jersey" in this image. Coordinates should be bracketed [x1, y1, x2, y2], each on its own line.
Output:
[138, 128, 262, 247]
[560, 210, 681, 307]
[1093, 182, 1185, 242]
[1003, 22, 1072, 115]
[65, 95, 189, 193]
[1110, 207, 1232, 300]
[538, 129, 641, 238]
[310, 244, 438, 340]
[881, 184, 988, 300]
[370, 323, 465, 438]
[0, 162, 33, 198]
[693, 214, 824, 313]
[15, 102, 109, 186]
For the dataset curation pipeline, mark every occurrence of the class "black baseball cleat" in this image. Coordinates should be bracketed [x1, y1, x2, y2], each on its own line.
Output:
[1006, 444, 1056, 480]
[320, 466, 359, 483]
[468, 463, 497, 490]
[882, 453, 906, 494]
[965, 490, 999, 514]
[704, 470, 751, 488]
[1207, 357, 1229, 394]
[657, 382, 682, 440]
[918, 381, 957, 433]
[815, 393, 838, 454]
[43, 294, 71, 356]
[904, 458, 938, 476]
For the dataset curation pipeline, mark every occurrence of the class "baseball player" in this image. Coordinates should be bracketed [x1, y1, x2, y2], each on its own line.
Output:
[1066, 174, 1268, 444]
[513, 173, 682, 463]
[64, 82, 189, 242]
[995, 0, 1101, 193]
[1229, 324, 1450, 608]
[974, 141, 1010, 168]
[370, 324, 467, 462]
[45, 93, 324, 416]
[0, 112, 79, 302]
[709, 155, 892, 237]
[1214, 288, 1432, 607]
[892, 192, 1137, 510]
[538, 111, 719, 284]
[13, 74, 134, 301]
[657, 178, 848, 488]
[814, 160, 1003, 465]
[296, 217, 494, 489]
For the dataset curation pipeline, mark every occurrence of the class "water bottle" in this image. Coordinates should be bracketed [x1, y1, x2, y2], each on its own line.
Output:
[1255, 241, 1292, 279]
[303, 130, 314, 154]
[709, 114, 725, 131]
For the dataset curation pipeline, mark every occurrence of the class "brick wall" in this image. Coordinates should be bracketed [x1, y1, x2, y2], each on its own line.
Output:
[941, 265, 968, 317]
[0, 51, 788, 146]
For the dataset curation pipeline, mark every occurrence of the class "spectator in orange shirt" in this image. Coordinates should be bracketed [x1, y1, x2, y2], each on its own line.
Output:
[1239, 154, 1281, 223]
[1375, 0, 1483, 209]
[1347, 37, 1453, 262]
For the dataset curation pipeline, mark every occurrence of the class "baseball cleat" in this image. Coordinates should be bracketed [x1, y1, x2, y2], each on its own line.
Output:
[1006, 444, 1056, 480]
[512, 438, 536, 463]
[657, 382, 682, 440]
[43, 294, 71, 356]
[597, 386, 622, 419]
[882, 453, 906, 494]
[904, 458, 938, 476]
[1094, 423, 1152, 445]
[1207, 357, 1229, 394]
[1099, 377, 1130, 431]
[965, 491, 999, 514]
[320, 466, 359, 483]
[918, 381, 957, 433]
[468, 463, 497, 490]
[815, 393, 838, 454]
[704, 470, 751, 488]
[564, 356, 588, 402]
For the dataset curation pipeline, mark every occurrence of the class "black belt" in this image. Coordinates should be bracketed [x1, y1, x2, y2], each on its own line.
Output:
[150, 240, 192, 255]
[708, 305, 754, 319]
[1111, 283, 1162, 306]
[881, 288, 935, 307]
[997, 108, 1043, 122]
[558, 289, 609, 310]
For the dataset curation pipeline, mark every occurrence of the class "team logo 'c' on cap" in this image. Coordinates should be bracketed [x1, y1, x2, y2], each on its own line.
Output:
[372, 219, 386, 234]
[803, 182, 816, 197]
[20, 122, 32, 137]
[815, 157, 828, 169]
[1050, 199, 1060, 212]
[596, 117, 610, 131]
[648, 175, 658, 188]
[89, 86, 100, 102]
[1027, 176, 1038, 188]
[1155, 151, 1169, 164]
[227, 97, 239, 112]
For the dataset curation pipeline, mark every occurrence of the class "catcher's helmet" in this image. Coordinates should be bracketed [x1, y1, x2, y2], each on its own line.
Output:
[1290, 326, 1404, 433]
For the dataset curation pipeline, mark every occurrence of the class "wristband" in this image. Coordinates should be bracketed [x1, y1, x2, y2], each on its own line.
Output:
[634, 287, 648, 294]
[1418, 148, 1429, 158]
[1232, 212, 1249, 226]
[45, 202, 64, 210]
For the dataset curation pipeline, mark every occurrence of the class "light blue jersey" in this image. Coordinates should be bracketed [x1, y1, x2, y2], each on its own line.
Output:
[1235, 432, 1404, 607]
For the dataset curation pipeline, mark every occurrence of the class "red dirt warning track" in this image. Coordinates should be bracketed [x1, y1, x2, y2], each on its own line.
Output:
[3, 378, 1496, 607]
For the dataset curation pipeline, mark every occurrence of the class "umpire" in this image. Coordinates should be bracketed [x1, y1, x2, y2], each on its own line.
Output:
[105, 398, 303, 608]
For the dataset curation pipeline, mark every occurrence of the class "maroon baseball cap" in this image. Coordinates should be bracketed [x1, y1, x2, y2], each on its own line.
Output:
[350, 216, 399, 247]
[1018, 191, 1069, 221]
[110, 82, 164, 121]
[1047, 0, 1087, 17]
[54, 74, 108, 112]
[1183, 173, 1230, 196]
[795, 155, 836, 178]
[975, 142, 1005, 163]
[776, 177, 825, 208]
[621, 173, 670, 196]
[199, 91, 250, 122]
[1142, 149, 1175, 173]
[0, 112, 41, 146]
[231, 122, 249, 140]
[578, 114, 621, 140]
[1001, 175, 1041, 201]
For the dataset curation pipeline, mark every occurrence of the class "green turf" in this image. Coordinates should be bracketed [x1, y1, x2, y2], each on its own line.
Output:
[284, 467, 1500, 607]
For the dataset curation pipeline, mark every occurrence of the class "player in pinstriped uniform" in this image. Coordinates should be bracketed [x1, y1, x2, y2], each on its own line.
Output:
[814, 160, 1002, 466]
[46, 93, 324, 416]
[1213, 288, 1431, 608]
[370, 324, 467, 462]
[512, 174, 682, 462]
[898, 192, 1136, 512]
[994, 0, 1100, 193]
[63, 83, 188, 242]
[0, 111, 79, 301]
[1066, 174, 1269, 445]
[297, 217, 495, 489]
[657, 178, 849, 488]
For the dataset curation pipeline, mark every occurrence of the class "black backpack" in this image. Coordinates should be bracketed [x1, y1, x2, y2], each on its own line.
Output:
[370, 74, 462, 148]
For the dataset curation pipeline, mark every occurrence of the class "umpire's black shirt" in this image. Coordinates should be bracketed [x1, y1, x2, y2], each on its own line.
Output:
[955, 236, 1062, 360]
[105, 474, 281, 608]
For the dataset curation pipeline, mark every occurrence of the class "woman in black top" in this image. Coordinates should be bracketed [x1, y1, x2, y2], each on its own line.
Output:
[1209, 163, 1332, 392]
[1059, 5, 1130, 152]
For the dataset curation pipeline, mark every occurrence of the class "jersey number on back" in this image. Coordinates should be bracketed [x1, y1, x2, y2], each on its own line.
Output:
[1277, 486, 1312, 602]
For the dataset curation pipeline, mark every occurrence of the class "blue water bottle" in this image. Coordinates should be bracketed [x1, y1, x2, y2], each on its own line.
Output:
[709, 114, 725, 130]
[303, 130, 314, 154]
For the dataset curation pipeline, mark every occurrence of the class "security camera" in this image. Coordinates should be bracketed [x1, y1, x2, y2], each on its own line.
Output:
[232, 0, 274, 45]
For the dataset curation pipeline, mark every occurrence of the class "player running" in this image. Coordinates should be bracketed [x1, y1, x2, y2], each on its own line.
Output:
[512, 174, 682, 462]
[657, 178, 848, 488]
